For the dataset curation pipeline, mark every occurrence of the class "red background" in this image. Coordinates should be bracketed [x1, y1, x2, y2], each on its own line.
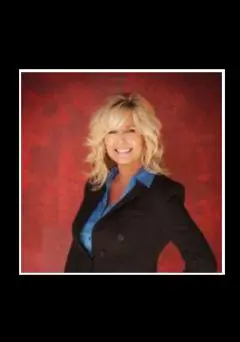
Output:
[21, 71, 222, 273]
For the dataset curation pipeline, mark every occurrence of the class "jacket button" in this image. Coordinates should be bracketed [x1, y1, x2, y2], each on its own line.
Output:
[100, 249, 105, 257]
[117, 233, 124, 242]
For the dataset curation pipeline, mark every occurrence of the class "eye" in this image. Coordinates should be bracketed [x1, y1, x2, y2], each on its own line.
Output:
[107, 128, 136, 134]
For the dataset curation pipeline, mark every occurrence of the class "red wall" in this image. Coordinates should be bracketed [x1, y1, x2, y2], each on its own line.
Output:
[21, 72, 222, 273]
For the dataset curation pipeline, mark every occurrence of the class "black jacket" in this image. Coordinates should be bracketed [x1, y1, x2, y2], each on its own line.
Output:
[64, 174, 217, 273]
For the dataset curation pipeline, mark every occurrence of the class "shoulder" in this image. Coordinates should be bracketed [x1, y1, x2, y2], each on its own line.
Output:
[152, 174, 185, 203]
[83, 179, 106, 196]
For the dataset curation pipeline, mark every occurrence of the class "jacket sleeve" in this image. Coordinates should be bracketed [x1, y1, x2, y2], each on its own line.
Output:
[72, 180, 91, 237]
[160, 183, 217, 272]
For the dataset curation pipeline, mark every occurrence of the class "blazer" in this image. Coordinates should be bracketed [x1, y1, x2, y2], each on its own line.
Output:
[64, 174, 217, 273]
[79, 166, 155, 253]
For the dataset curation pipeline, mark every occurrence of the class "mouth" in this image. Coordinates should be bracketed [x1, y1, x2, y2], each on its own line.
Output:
[114, 148, 133, 155]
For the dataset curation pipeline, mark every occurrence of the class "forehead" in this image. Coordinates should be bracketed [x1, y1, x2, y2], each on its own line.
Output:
[106, 109, 135, 129]
[120, 112, 134, 126]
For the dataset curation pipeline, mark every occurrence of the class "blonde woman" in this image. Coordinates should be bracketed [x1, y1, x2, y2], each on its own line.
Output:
[64, 92, 217, 273]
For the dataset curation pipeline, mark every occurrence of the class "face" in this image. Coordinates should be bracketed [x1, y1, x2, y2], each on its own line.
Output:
[104, 111, 144, 166]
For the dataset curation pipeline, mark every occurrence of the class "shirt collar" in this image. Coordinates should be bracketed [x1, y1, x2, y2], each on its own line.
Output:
[107, 166, 155, 188]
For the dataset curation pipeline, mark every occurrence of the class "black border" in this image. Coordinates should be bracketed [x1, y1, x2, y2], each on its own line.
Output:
[15, 64, 234, 303]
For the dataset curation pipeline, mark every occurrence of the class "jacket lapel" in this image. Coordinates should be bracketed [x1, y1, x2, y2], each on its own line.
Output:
[72, 178, 154, 256]
[72, 184, 105, 240]
[94, 179, 149, 225]
[73, 176, 154, 240]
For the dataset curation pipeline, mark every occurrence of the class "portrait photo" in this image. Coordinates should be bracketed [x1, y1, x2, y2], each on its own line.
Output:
[20, 69, 224, 274]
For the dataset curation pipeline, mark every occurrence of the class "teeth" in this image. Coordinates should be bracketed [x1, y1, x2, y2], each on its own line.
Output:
[116, 149, 132, 153]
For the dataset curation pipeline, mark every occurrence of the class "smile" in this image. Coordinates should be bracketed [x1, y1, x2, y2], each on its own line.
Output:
[114, 148, 133, 154]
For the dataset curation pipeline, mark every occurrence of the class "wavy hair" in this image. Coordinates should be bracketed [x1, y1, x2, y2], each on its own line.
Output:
[82, 92, 169, 191]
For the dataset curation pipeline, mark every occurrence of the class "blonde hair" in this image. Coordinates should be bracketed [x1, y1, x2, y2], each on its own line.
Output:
[82, 92, 169, 191]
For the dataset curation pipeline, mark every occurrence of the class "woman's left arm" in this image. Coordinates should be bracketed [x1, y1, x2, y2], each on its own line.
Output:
[160, 184, 218, 273]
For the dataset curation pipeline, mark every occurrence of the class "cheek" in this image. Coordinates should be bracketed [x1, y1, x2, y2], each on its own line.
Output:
[104, 137, 115, 150]
[132, 136, 144, 150]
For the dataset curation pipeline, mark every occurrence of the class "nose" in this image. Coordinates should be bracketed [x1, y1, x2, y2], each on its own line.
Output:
[117, 133, 128, 144]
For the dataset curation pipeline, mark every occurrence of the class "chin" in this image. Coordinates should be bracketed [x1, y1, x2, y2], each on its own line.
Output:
[116, 161, 133, 165]
[117, 158, 140, 165]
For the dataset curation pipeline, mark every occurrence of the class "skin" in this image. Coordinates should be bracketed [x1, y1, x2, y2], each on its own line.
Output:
[104, 111, 144, 185]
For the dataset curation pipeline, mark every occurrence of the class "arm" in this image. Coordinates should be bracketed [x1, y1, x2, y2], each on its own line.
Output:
[72, 180, 91, 237]
[160, 184, 217, 273]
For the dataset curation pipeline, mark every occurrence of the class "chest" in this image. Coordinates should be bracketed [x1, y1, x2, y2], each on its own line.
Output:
[108, 182, 127, 206]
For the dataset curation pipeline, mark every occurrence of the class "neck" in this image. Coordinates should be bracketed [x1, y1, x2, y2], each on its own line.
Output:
[116, 162, 143, 184]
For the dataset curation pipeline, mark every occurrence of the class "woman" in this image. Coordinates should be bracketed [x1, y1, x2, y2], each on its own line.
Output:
[64, 92, 217, 273]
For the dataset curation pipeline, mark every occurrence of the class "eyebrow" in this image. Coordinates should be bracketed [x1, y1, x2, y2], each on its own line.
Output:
[109, 126, 135, 131]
